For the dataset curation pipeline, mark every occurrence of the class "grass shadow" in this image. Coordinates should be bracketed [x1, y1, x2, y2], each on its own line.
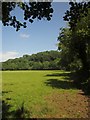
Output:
[2, 100, 31, 119]
[46, 71, 90, 95]
[2, 91, 12, 94]
[45, 78, 76, 89]
[13, 102, 31, 119]
[2, 100, 12, 119]
[46, 72, 74, 82]
[46, 72, 71, 77]
[45, 72, 77, 89]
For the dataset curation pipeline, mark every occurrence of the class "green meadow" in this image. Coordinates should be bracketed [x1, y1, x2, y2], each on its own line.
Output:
[2, 70, 88, 118]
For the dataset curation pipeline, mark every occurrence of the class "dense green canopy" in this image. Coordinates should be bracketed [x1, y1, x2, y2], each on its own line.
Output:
[1, 51, 61, 70]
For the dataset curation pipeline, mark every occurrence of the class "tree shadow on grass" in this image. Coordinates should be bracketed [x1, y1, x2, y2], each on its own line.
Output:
[45, 71, 90, 92]
[2, 100, 12, 119]
[2, 90, 12, 94]
[45, 72, 80, 89]
[2, 100, 31, 119]
[2, 90, 31, 119]
[46, 72, 71, 77]
[46, 72, 74, 82]
[45, 78, 76, 89]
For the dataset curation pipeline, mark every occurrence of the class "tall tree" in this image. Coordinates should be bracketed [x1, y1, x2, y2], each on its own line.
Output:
[63, 2, 90, 71]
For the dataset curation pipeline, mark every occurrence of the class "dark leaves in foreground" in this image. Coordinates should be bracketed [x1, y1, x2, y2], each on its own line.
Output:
[63, 2, 90, 30]
[2, 2, 53, 31]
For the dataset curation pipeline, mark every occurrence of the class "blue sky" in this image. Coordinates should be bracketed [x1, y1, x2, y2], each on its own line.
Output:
[1, 2, 69, 62]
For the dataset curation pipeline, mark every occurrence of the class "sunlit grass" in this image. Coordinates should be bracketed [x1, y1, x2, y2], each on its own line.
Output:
[2, 70, 87, 118]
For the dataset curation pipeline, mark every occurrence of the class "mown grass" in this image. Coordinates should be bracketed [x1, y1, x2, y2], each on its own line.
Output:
[2, 70, 88, 118]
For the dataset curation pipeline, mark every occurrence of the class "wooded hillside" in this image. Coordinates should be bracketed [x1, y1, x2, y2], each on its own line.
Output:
[1, 50, 61, 70]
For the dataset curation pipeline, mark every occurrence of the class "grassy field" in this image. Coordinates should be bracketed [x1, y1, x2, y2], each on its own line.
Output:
[2, 70, 88, 118]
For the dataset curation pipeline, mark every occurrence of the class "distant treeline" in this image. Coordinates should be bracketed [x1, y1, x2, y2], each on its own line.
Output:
[1, 51, 61, 70]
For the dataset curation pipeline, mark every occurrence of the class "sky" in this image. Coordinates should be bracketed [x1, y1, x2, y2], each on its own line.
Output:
[0, 2, 70, 62]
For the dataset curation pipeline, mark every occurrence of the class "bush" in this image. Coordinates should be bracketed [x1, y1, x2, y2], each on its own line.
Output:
[82, 77, 90, 95]
[73, 69, 90, 95]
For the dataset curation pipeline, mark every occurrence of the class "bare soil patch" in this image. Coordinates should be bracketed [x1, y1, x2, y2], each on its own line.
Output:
[44, 90, 89, 118]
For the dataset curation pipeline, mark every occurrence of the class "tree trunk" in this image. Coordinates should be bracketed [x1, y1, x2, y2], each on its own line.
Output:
[79, 46, 90, 78]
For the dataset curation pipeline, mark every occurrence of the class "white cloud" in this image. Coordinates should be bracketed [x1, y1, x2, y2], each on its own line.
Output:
[0, 51, 19, 62]
[20, 33, 30, 39]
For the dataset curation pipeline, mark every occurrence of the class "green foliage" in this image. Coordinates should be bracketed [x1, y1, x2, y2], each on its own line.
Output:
[58, 28, 81, 71]
[69, 59, 82, 71]
[58, 5, 90, 71]
[0, 62, 2, 70]
[58, 3, 90, 94]
[63, 2, 90, 30]
[63, 2, 90, 71]
[2, 50, 61, 70]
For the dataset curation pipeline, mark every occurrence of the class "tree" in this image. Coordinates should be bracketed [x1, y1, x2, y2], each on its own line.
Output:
[58, 28, 77, 70]
[58, 2, 90, 94]
[2, 50, 61, 70]
[63, 2, 90, 72]
[2, 2, 53, 31]
[63, 2, 90, 30]
[42, 61, 49, 69]
[2, 1, 90, 31]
